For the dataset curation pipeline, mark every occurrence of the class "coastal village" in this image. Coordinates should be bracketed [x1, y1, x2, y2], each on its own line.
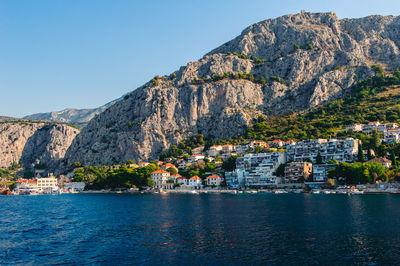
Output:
[4, 120, 400, 195]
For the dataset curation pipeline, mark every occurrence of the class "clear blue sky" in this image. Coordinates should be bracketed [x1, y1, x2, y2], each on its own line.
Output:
[0, 0, 399, 117]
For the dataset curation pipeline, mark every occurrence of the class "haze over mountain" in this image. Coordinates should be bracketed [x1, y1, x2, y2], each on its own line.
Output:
[59, 11, 400, 167]
[23, 97, 123, 127]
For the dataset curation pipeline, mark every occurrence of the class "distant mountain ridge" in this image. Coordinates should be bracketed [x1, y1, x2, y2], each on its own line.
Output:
[23, 97, 123, 127]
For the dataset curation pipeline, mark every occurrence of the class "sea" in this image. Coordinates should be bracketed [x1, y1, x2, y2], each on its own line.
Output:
[1, 193, 400, 265]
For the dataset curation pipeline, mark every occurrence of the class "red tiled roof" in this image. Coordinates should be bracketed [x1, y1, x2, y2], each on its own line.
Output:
[206, 175, 221, 179]
[189, 176, 201, 180]
[272, 139, 283, 142]
[16, 179, 37, 183]
[151, 170, 170, 174]
[163, 163, 176, 168]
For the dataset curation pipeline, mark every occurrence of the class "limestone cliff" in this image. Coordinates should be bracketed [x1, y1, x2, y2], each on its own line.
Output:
[0, 121, 79, 169]
[61, 12, 400, 165]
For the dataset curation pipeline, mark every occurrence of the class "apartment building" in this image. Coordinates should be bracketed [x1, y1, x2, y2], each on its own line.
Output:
[235, 152, 286, 187]
[284, 162, 313, 183]
[312, 164, 338, 182]
[286, 138, 358, 163]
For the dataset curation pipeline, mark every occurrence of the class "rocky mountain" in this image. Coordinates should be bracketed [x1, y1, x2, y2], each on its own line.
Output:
[0, 116, 16, 122]
[23, 97, 122, 127]
[61, 11, 400, 166]
[0, 121, 79, 169]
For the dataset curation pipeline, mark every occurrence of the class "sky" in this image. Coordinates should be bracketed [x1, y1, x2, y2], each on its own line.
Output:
[0, 0, 399, 117]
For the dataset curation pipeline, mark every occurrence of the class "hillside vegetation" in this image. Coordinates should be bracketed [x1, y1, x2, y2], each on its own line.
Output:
[245, 69, 400, 141]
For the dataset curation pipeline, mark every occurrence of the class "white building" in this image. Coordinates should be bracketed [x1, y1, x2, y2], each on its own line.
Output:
[286, 138, 359, 163]
[14, 179, 39, 194]
[208, 145, 223, 157]
[271, 139, 285, 147]
[312, 164, 338, 182]
[362, 121, 381, 134]
[188, 154, 205, 163]
[205, 175, 223, 187]
[235, 152, 286, 187]
[37, 176, 58, 192]
[384, 128, 400, 143]
[64, 182, 86, 192]
[188, 176, 202, 189]
[150, 170, 171, 189]
[346, 123, 363, 132]
[177, 176, 188, 185]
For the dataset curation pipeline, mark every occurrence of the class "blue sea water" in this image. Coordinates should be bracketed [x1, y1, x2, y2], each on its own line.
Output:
[1, 193, 400, 265]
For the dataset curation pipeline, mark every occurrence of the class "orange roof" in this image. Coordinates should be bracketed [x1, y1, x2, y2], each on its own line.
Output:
[151, 170, 170, 174]
[177, 176, 187, 179]
[170, 174, 182, 178]
[16, 179, 37, 183]
[206, 175, 221, 179]
[163, 163, 176, 168]
[222, 144, 232, 147]
[272, 139, 283, 142]
[138, 162, 148, 165]
[191, 154, 204, 157]
[368, 121, 379, 124]
[189, 176, 201, 180]
[176, 159, 184, 162]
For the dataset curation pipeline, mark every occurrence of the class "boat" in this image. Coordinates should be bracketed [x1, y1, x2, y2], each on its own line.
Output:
[350, 189, 364, 194]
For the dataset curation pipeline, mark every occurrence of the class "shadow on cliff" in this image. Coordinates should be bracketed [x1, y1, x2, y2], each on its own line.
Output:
[19, 124, 54, 169]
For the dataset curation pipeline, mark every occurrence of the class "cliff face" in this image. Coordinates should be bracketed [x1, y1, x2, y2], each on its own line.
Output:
[63, 12, 400, 165]
[0, 122, 79, 169]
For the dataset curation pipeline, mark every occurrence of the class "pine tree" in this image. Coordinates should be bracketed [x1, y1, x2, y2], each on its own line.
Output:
[316, 151, 323, 164]
[391, 150, 397, 167]
[371, 129, 381, 150]
[358, 143, 365, 162]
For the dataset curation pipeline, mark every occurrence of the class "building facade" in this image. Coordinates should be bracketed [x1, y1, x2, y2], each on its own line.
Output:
[205, 175, 223, 187]
[150, 170, 171, 189]
[37, 176, 58, 192]
[312, 164, 338, 182]
[284, 162, 313, 183]
[188, 176, 202, 189]
[286, 138, 359, 163]
[235, 152, 286, 187]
